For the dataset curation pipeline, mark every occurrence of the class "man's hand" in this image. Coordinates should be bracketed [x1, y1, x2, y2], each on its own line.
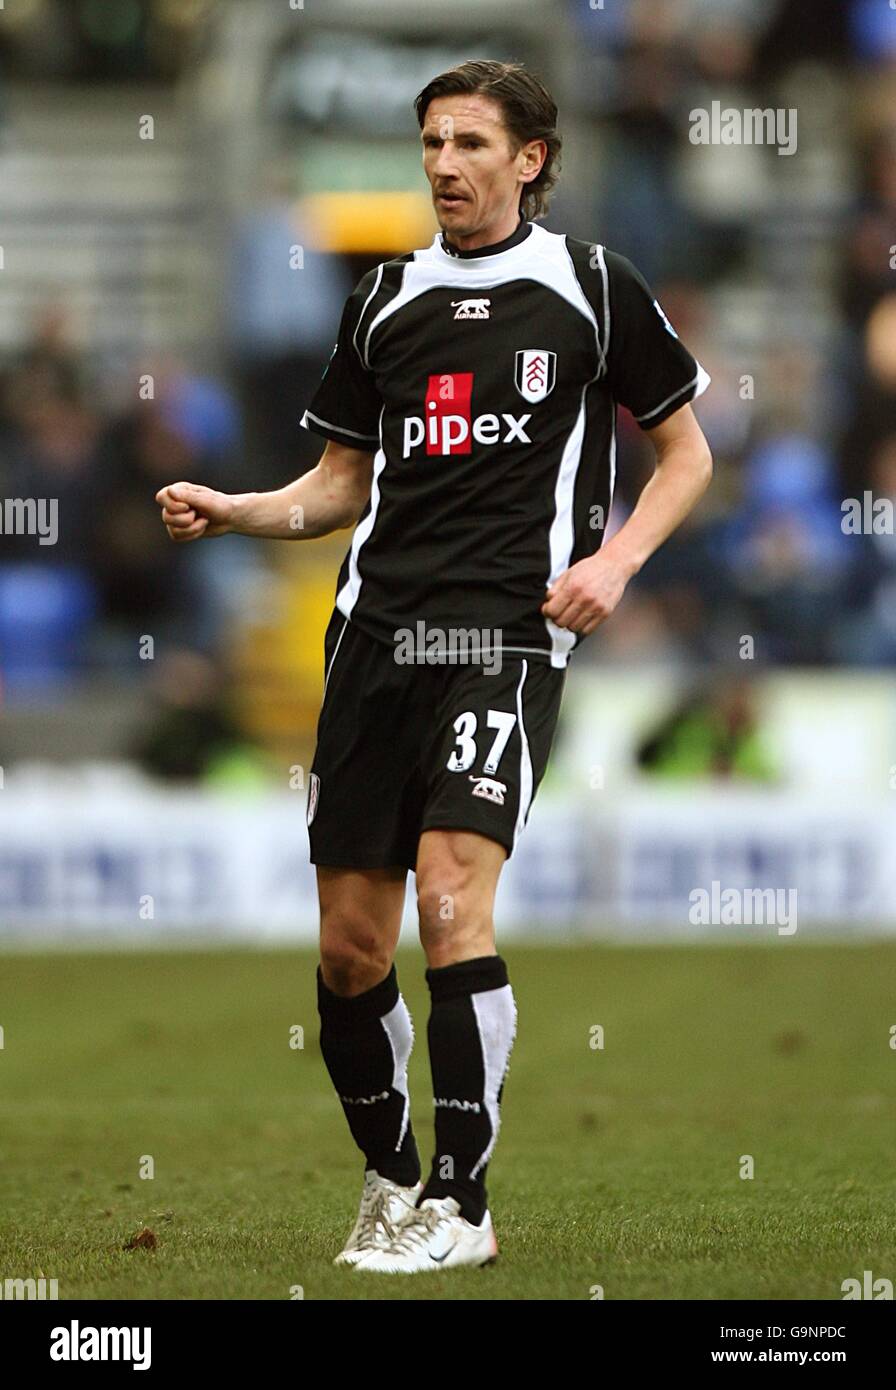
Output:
[541, 549, 632, 635]
[542, 405, 713, 635]
[155, 481, 234, 543]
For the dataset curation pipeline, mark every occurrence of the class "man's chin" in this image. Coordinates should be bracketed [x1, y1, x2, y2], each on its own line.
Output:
[434, 198, 474, 233]
[438, 218, 473, 239]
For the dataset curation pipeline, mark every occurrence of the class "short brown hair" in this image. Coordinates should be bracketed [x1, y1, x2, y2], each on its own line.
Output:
[414, 59, 562, 221]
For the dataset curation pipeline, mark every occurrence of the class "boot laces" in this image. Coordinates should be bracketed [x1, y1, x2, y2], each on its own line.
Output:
[388, 1203, 445, 1254]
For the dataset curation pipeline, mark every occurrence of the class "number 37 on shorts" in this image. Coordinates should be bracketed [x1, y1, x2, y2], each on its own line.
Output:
[423, 657, 566, 855]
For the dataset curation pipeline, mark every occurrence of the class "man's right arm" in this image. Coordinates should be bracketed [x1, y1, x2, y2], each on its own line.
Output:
[155, 439, 375, 543]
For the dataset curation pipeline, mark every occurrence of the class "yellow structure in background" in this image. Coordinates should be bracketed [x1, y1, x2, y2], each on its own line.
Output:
[227, 190, 437, 767]
[231, 538, 345, 770]
[301, 191, 436, 254]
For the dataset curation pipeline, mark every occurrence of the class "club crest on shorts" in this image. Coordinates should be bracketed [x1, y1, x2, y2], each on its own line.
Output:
[307, 773, 320, 826]
[515, 349, 556, 403]
[469, 775, 507, 806]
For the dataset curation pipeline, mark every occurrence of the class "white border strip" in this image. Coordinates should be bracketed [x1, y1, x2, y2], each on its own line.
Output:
[513, 660, 534, 848]
[634, 363, 711, 425]
[301, 409, 379, 444]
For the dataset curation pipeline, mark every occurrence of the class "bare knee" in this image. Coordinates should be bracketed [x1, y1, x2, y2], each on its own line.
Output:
[416, 837, 501, 967]
[320, 911, 393, 995]
[317, 867, 404, 996]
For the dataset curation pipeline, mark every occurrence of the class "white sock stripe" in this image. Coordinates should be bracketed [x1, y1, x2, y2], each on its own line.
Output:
[469, 984, 517, 1180]
[396, 1096, 409, 1153]
[380, 995, 414, 1153]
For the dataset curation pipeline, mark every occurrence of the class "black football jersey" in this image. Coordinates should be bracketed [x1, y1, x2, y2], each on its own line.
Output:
[301, 217, 709, 668]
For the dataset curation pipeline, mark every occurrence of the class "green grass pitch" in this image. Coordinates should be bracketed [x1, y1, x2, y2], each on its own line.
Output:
[0, 942, 893, 1300]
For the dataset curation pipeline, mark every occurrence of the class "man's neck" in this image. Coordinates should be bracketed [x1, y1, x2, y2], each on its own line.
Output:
[441, 210, 530, 259]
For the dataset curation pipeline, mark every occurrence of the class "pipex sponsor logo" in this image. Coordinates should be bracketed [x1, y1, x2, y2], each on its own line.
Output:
[50, 1322, 151, 1371]
[402, 373, 531, 458]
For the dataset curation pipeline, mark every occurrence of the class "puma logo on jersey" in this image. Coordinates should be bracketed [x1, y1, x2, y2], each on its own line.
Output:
[469, 775, 507, 806]
[451, 298, 491, 320]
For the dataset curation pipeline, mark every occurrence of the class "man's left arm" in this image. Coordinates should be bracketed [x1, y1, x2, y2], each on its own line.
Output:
[541, 403, 712, 635]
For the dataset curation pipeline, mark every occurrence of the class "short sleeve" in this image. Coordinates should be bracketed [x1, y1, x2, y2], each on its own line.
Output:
[604, 251, 710, 429]
[301, 274, 383, 448]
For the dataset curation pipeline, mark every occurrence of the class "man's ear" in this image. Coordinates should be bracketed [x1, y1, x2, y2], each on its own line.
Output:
[519, 139, 547, 184]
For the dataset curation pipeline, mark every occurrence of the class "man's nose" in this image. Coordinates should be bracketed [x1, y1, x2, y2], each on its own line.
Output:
[432, 142, 459, 178]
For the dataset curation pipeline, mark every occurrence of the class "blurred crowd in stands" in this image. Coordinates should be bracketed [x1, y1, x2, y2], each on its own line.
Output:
[2, 0, 896, 717]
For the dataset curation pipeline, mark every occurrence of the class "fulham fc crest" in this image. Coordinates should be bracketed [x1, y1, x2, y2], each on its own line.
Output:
[515, 349, 556, 403]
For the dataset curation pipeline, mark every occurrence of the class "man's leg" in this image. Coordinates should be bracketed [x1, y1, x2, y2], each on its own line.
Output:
[353, 657, 562, 1270]
[414, 830, 517, 1223]
[317, 866, 420, 1186]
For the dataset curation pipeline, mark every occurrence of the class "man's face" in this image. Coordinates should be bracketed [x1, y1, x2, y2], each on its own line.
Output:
[420, 93, 545, 243]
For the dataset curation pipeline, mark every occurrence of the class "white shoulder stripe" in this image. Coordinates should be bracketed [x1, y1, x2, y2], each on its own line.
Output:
[595, 243, 611, 368]
[353, 263, 384, 369]
[559, 238, 608, 378]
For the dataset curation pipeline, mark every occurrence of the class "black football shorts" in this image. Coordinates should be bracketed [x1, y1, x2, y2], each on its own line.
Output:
[307, 611, 566, 871]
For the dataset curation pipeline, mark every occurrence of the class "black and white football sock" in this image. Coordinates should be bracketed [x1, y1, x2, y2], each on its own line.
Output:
[317, 965, 420, 1188]
[419, 955, 517, 1224]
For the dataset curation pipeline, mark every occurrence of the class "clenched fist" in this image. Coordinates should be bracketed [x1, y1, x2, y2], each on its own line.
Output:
[155, 481, 234, 543]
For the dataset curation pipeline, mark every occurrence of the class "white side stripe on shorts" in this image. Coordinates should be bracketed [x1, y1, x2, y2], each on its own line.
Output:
[513, 660, 533, 849]
[323, 619, 348, 695]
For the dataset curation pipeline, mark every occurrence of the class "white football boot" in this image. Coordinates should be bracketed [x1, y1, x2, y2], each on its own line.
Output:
[353, 1195, 498, 1273]
[333, 1170, 423, 1267]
